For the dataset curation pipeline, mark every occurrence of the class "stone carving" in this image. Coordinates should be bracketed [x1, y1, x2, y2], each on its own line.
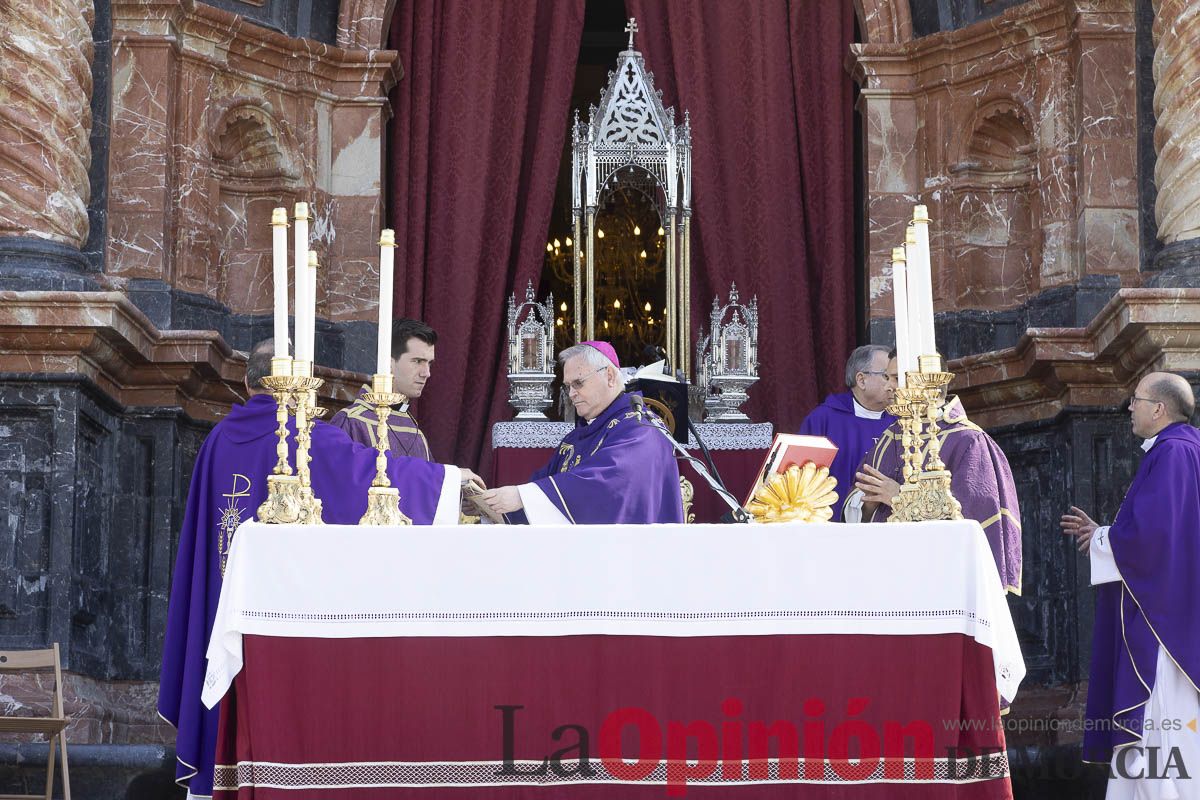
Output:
[0, 0, 95, 247]
[1153, 0, 1200, 245]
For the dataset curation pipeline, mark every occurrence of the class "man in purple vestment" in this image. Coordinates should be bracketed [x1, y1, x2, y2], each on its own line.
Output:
[480, 341, 683, 524]
[797, 345, 897, 521]
[158, 340, 466, 798]
[1062, 372, 1200, 794]
[844, 355, 1022, 594]
[328, 318, 436, 460]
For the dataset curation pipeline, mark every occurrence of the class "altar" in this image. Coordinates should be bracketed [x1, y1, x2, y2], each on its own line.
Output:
[204, 519, 1022, 798]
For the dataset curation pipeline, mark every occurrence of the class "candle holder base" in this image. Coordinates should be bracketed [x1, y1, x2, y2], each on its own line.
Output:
[360, 486, 412, 526]
[888, 470, 963, 523]
[258, 474, 324, 524]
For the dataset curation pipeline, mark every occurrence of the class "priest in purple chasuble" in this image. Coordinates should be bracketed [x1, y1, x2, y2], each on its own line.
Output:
[480, 341, 684, 524]
[797, 344, 898, 521]
[1062, 372, 1200, 795]
[328, 318, 435, 460]
[158, 341, 468, 798]
[843, 357, 1022, 594]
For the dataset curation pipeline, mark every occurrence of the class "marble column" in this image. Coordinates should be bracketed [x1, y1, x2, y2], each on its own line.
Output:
[0, 0, 97, 290]
[1151, 0, 1200, 278]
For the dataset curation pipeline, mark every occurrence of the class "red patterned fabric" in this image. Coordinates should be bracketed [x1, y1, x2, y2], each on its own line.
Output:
[386, 1, 585, 473]
[215, 633, 1011, 798]
[623, 1, 857, 430]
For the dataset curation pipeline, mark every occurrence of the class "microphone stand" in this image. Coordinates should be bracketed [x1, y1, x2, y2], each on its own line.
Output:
[630, 393, 750, 523]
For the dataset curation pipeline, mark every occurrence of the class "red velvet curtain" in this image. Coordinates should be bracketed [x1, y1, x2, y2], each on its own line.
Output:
[387, 0, 585, 472]
[625, 0, 856, 431]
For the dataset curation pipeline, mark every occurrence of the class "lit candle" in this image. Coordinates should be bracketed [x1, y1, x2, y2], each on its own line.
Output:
[377, 229, 396, 376]
[293, 202, 310, 363]
[306, 250, 318, 365]
[270, 208, 289, 358]
[891, 246, 911, 389]
[909, 205, 937, 362]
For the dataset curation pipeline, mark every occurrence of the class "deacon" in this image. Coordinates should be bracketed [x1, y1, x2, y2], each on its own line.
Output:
[480, 341, 684, 524]
[797, 345, 897, 521]
[1062, 372, 1200, 795]
[158, 340, 472, 799]
[329, 318, 437, 460]
[844, 354, 1022, 594]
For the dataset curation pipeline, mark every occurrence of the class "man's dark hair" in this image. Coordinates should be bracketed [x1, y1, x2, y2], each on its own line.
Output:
[844, 344, 892, 388]
[391, 318, 437, 356]
[245, 339, 275, 390]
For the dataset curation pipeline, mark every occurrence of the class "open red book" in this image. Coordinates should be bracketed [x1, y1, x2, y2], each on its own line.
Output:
[743, 433, 839, 507]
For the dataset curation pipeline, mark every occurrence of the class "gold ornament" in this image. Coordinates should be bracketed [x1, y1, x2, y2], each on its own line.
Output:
[747, 462, 838, 524]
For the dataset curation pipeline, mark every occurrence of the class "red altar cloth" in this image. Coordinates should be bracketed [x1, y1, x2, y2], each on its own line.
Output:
[214, 632, 1010, 799]
[491, 446, 767, 523]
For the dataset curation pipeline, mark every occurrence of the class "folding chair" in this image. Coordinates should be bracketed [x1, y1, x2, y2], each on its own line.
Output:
[0, 644, 71, 800]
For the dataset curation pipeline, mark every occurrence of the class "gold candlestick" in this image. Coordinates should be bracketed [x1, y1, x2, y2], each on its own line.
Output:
[359, 373, 412, 525]
[290, 359, 324, 524]
[885, 354, 963, 522]
[258, 358, 307, 524]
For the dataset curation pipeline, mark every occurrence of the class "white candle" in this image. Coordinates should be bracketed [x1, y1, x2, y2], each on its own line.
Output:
[306, 250, 318, 365]
[377, 229, 396, 376]
[891, 246, 911, 389]
[910, 205, 937, 361]
[270, 208, 289, 358]
[293, 202, 310, 363]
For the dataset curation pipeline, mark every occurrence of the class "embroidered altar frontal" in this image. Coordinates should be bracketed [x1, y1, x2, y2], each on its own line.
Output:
[208, 521, 1023, 798]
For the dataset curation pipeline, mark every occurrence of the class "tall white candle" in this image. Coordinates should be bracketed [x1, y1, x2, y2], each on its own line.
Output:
[891, 246, 911, 389]
[910, 205, 937, 360]
[306, 250, 318, 365]
[270, 208, 289, 358]
[293, 202, 310, 362]
[377, 229, 396, 376]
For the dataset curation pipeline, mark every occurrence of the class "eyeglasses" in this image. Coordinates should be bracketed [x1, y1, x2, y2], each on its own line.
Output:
[565, 366, 606, 393]
[862, 371, 900, 382]
[1130, 395, 1162, 407]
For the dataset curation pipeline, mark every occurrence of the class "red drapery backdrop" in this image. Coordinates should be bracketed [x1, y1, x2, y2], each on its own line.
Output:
[387, 0, 586, 473]
[624, 0, 857, 430]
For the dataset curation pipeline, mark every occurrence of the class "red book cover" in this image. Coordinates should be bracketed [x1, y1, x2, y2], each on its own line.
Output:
[744, 434, 839, 507]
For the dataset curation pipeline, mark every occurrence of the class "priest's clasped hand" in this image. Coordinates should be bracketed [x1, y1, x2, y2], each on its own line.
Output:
[480, 486, 523, 515]
[1060, 505, 1099, 554]
[854, 465, 900, 506]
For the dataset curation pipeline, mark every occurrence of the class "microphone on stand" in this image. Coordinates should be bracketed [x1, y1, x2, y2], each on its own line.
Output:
[629, 394, 750, 523]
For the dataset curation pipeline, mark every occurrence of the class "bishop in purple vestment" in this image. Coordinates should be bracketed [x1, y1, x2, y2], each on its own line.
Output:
[158, 341, 461, 797]
[481, 341, 683, 524]
[1062, 372, 1200, 791]
[798, 345, 897, 521]
[847, 390, 1023, 594]
[328, 318, 437, 460]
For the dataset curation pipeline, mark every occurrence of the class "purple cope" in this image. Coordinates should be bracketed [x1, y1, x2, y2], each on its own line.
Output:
[157, 394, 447, 796]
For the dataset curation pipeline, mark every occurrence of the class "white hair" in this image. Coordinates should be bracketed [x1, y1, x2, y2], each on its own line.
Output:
[558, 343, 614, 372]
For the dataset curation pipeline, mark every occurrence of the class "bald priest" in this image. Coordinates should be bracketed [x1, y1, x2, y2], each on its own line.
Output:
[480, 341, 684, 524]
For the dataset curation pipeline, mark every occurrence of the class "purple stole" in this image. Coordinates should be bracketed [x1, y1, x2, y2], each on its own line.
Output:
[798, 392, 896, 522]
[523, 393, 683, 524]
[157, 394, 446, 795]
[1083, 422, 1200, 762]
[849, 396, 1023, 594]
